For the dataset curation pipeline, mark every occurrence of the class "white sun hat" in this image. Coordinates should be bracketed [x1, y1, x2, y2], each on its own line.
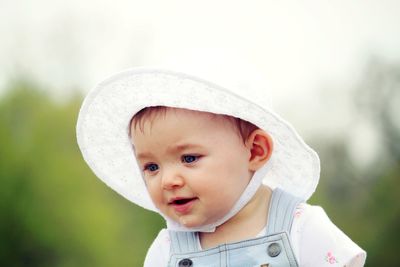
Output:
[76, 67, 320, 231]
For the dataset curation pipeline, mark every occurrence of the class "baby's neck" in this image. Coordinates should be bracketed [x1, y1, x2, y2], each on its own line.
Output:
[199, 185, 272, 249]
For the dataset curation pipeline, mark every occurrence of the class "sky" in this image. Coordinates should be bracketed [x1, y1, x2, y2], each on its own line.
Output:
[1, 0, 399, 165]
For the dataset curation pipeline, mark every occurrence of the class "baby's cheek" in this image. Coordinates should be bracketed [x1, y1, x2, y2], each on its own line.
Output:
[146, 183, 162, 203]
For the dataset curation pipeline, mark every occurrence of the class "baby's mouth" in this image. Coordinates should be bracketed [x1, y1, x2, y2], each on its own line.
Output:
[169, 197, 198, 205]
[169, 197, 198, 214]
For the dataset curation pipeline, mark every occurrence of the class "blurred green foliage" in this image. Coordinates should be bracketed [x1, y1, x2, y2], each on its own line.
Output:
[0, 59, 399, 266]
[0, 81, 164, 266]
[309, 58, 400, 267]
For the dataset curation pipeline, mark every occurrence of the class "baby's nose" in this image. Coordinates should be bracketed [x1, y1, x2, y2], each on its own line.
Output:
[161, 168, 184, 189]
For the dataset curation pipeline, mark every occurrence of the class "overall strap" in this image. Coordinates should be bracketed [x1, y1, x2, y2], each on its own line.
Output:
[168, 188, 303, 254]
[168, 230, 199, 254]
[266, 187, 303, 236]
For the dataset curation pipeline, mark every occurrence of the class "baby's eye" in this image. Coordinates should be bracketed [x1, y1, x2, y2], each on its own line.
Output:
[182, 155, 199, 164]
[144, 163, 159, 172]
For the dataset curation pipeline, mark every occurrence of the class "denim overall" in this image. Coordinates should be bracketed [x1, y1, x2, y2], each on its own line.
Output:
[167, 188, 302, 267]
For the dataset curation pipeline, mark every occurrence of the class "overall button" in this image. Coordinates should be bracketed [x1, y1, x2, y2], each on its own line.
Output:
[178, 258, 193, 267]
[267, 242, 281, 257]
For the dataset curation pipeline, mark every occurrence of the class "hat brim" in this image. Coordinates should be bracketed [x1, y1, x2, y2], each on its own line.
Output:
[76, 68, 320, 212]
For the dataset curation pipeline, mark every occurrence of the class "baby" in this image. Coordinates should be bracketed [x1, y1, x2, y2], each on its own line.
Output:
[77, 68, 366, 266]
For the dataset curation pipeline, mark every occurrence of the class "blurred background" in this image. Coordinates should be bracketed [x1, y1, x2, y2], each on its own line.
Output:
[1, 0, 399, 266]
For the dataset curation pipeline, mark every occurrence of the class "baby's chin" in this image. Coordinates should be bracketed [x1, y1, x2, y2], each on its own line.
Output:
[178, 216, 201, 228]
[164, 213, 209, 229]
[161, 210, 222, 229]
[175, 214, 220, 229]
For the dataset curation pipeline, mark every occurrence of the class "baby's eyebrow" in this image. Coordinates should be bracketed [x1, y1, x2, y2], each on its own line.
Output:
[136, 144, 204, 161]
[166, 143, 204, 154]
[136, 152, 154, 161]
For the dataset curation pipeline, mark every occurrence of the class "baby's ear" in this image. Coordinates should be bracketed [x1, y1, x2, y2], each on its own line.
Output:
[246, 129, 273, 171]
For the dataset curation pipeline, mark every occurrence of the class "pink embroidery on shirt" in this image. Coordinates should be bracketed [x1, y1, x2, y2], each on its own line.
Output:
[325, 251, 338, 264]
[294, 209, 303, 218]
[294, 204, 305, 218]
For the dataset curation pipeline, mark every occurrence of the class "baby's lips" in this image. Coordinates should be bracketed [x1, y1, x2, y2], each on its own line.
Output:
[169, 197, 198, 214]
[168, 196, 198, 205]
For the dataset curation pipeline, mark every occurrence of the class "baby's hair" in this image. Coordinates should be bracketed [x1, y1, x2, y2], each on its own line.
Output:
[130, 106, 258, 143]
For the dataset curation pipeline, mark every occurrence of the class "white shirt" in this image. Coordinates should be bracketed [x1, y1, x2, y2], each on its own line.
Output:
[144, 203, 366, 267]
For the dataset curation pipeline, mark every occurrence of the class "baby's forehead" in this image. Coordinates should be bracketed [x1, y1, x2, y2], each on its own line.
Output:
[130, 107, 246, 151]
[131, 106, 236, 132]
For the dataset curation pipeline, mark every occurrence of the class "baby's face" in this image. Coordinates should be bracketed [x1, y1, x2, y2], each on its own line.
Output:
[131, 108, 253, 227]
